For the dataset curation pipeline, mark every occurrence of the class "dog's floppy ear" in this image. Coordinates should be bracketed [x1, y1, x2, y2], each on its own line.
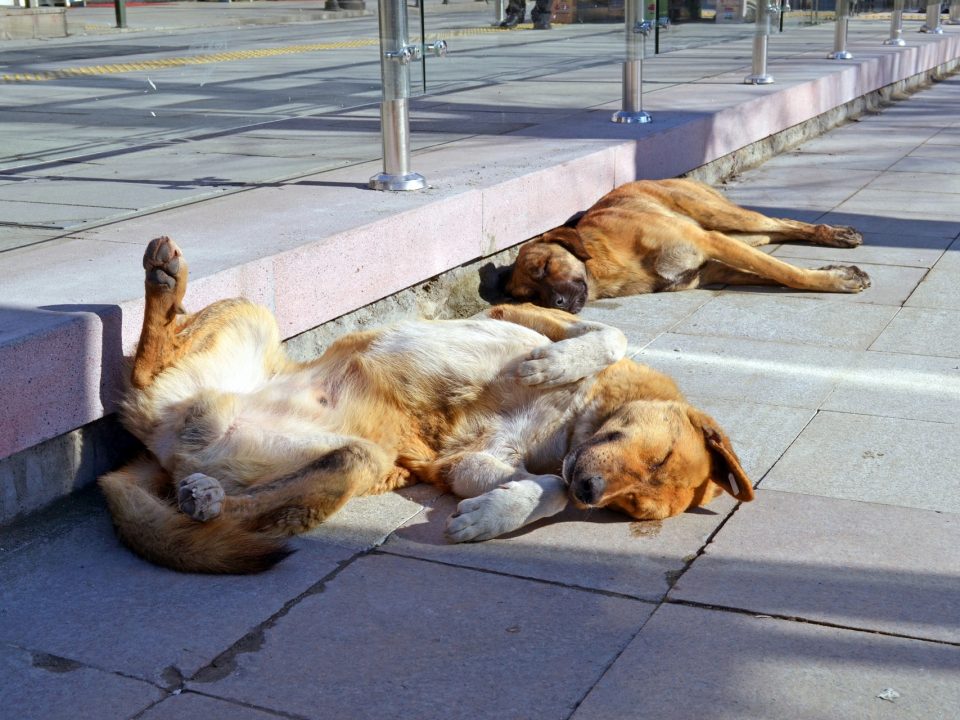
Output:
[542, 227, 591, 262]
[686, 408, 753, 502]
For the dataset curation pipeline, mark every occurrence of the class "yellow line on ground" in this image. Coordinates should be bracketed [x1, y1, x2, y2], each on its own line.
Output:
[1, 25, 524, 83]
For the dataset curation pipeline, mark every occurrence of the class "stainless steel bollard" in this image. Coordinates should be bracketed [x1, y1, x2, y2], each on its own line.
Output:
[827, 0, 853, 60]
[920, 1, 944, 32]
[745, 1, 777, 84]
[369, 0, 447, 191]
[612, 0, 652, 124]
[884, 0, 906, 46]
[949, 0, 960, 24]
[494, 0, 506, 25]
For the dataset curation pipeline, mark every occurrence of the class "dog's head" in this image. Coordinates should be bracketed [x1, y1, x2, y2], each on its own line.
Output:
[563, 402, 753, 520]
[506, 228, 591, 314]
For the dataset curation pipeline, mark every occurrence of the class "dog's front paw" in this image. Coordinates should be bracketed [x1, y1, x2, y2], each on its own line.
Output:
[819, 225, 863, 248]
[143, 236, 183, 292]
[177, 473, 224, 522]
[820, 264, 871, 293]
[517, 345, 576, 387]
[445, 482, 533, 543]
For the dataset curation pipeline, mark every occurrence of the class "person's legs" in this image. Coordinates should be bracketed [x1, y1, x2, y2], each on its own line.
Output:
[501, 0, 526, 26]
[531, 0, 553, 27]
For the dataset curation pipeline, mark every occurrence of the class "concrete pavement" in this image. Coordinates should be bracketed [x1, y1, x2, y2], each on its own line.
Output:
[2, 63, 959, 719]
[0, 7, 960, 720]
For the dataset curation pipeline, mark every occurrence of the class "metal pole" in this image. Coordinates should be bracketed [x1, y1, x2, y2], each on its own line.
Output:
[883, 0, 905, 45]
[494, 0, 506, 25]
[745, 1, 775, 84]
[949, 0, 960, 24]
[114, 0, 127, 29]
[612, 0, 652, 123]
[919, 1, 943, 32]
[827, 0, 852, 59]
[370, 0, 427, 191]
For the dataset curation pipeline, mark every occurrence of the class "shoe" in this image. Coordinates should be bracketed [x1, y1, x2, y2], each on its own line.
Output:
[532, 18, 552, 28]
[499, 13, 523, 27]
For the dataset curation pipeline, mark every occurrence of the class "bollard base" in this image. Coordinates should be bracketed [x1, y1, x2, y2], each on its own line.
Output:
[827, 51, 853, 60]
[369, 171, 427, 191]
[744, 74, 774, 85]
[883, 37, 907, 46]
[612, 110, 652, 124]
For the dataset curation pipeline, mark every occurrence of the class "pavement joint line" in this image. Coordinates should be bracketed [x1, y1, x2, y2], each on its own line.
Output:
[9, 641, 172, 692]
[141, 689, 308, 720]
[186, 549, 370, 686]
[0, 25, 536, 84]
[371, 547, 663, 604]
[665, 597, 960, 647]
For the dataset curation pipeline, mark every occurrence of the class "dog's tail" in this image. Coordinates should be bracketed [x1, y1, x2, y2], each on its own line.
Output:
[98, 456, 292, 574]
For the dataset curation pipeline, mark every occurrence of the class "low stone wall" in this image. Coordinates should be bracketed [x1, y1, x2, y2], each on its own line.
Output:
[0, 7, 66, 40]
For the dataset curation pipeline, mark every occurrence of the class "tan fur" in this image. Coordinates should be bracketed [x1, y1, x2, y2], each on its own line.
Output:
[101, 237, 753, 574]
[506, 178, 871, 312]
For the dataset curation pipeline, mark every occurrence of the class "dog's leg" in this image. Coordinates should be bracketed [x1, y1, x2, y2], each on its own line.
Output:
[694, 230, 871, 293]
[487, 304, 627, 385]
[177, 438, 396, 535]
[664, 181, 863, 248]
[132, 237, 190, 389]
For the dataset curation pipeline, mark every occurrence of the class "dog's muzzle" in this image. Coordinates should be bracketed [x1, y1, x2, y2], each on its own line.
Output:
[544, 279, 588, 314]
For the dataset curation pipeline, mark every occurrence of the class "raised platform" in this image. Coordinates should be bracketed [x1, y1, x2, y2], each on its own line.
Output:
[0, 7, 66, 39]
[1, 22, 959, 524]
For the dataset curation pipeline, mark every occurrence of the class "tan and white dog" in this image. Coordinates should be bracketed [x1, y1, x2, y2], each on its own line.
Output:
[99, 237, 753, 573]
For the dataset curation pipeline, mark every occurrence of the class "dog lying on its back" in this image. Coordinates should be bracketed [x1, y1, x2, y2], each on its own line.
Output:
[98, 237, 754, 574]
[506, 179, 870, 312]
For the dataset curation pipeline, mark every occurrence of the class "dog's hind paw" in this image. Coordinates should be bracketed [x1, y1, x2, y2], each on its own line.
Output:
[819, 225, 863, 248]
[820, 264, 871, 293]
[177, 473, 225, 522]
[143, 236, 183, 292]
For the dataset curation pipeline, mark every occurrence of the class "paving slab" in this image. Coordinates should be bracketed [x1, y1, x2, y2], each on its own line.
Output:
[821, 349, 960, 424]
[189, 553, 654, 720]
[139, 692, 286, 720]
[572, 603, 960, 720]
[904, 241, 960, 310]
[670, 490, 960, 643]
[888, 145, 960, 175]
[772, 230, 951, 268]
[867, 169, 960, 195]
[0, 643, 162, 720]
[0, 509, 354, 684]
[870, 306, 960, 358]
[670, 294, 899, 349]
[636, 333, 863, 409]
[817, 210, 960, 239]
[384, 493, 738, 602]
[762, 411, 960, 513]
[578, 291, 717, 346]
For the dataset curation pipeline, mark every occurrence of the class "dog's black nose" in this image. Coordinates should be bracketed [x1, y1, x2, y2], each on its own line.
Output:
[572, 475, 605, 505]
[553, 294, 566, 308]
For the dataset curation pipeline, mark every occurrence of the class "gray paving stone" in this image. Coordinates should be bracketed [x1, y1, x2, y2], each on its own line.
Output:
[572, 603, 960, 720]
[905, 243, 960, 310]
[0, 198, 125, 229]
[817, 211, 960, 239]
[834, 187, 960, 226]
[762, 411, 960, 513]
[671, 294, 898, 349]
[303, 483, 444, 551]
[867, 170, 960, 196]
[0, 509, 354, 684]
[579, 290, 716, 343]
[870, 306, 960, 358]
[888, 145, 960, 175]
[384, 492, 738, 601]
[190, 553, 653, 720]
[772, 231, 950, 268]
[139, 692, 285, 720]
[637, 333, 862, 409]
[0, 643, 162, 720]
[684, 397, 815, 482]
[821, 350, 960, 425]
[927, 126, 960, 145]
[671, 490, 960, 643]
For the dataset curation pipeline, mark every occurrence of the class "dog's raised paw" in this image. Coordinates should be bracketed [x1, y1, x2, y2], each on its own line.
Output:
[177, 473, 224, 522]
[143, 236, 183, 291]
[820, 264, 871, 293]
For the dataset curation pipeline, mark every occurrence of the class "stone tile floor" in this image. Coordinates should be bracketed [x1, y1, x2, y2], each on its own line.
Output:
[1, 60, 959, 720]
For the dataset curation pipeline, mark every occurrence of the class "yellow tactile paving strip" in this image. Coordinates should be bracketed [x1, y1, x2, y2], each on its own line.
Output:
[0, 25, 534, 83]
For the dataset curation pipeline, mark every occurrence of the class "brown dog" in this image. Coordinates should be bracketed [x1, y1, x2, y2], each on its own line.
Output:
[98, 237, 753, 573]
[506, 179, 870, 312]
